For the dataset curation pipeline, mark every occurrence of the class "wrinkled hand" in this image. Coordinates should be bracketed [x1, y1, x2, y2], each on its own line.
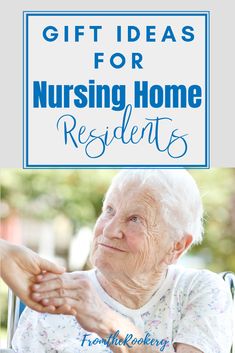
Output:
[0, 240, 65, 312]
[32, 272, 114, 335]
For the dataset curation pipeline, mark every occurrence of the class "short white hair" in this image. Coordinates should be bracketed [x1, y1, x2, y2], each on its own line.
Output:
[105, 170, 203, 245]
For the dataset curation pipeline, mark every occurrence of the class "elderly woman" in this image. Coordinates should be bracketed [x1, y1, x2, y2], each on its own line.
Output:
[12, 170, 233, 353]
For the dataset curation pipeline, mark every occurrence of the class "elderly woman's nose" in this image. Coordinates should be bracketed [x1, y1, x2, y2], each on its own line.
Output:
[103, 216, 123, 238]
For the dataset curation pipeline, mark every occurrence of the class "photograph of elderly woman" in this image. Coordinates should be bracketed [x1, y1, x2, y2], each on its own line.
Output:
[0, 169, 234, 353]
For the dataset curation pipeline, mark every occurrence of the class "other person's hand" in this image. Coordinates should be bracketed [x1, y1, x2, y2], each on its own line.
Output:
[0, 239, 65, 312]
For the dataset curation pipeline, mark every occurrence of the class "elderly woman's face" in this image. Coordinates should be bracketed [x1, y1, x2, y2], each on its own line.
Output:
[91, 180, 174, 277]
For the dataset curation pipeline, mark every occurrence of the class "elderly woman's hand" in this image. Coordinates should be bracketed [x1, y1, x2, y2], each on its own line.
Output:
[32, 272, 123, 335]
[31, 272, 148, 352]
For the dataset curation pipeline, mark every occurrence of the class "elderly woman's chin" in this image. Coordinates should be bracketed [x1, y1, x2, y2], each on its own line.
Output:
[90, 245, 126, 276]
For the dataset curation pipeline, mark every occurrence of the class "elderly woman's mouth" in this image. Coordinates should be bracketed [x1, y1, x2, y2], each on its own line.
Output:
[98, 243, 127, 252]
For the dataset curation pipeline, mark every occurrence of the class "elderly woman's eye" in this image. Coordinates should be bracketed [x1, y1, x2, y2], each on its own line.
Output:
[106, 206, 113, 214]
[129, 215, 140, 223]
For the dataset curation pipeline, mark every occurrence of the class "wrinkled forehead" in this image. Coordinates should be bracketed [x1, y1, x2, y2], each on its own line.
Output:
[104, 180, 158, 209]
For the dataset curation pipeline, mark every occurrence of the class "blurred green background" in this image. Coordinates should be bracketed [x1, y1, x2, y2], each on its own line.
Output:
[1, 168, 235, 341]
[1, 169, 235, 271]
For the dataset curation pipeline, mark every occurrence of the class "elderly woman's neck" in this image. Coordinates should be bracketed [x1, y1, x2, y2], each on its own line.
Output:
[96, 268, 168, 309]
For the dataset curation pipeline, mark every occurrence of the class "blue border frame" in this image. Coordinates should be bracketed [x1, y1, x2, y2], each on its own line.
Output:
[23, 11, 210, 169]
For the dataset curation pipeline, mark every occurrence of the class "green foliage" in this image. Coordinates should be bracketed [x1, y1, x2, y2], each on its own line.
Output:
[1, 170, 116, 229]
[0, 280, 8, 329]
[191, 169, 235, 272]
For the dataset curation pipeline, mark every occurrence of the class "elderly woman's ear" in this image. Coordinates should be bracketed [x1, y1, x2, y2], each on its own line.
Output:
[166, 234, 193, 265]
[173, 234, 193, 262]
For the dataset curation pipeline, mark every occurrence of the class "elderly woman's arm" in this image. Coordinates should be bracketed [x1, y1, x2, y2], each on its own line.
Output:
[32, 272, 143, 340]
[175, 344, 203, 353]
[31, 272, 204, 353]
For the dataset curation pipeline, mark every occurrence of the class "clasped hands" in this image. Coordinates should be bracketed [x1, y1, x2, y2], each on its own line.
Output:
[32, 272, 114, 335]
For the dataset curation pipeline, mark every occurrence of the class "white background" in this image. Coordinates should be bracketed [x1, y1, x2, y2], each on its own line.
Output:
[0, 0, 234, 167]
[26, 13, 206, 166]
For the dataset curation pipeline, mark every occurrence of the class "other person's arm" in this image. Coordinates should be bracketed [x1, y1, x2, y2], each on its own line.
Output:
[0, 239, 65, 312]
